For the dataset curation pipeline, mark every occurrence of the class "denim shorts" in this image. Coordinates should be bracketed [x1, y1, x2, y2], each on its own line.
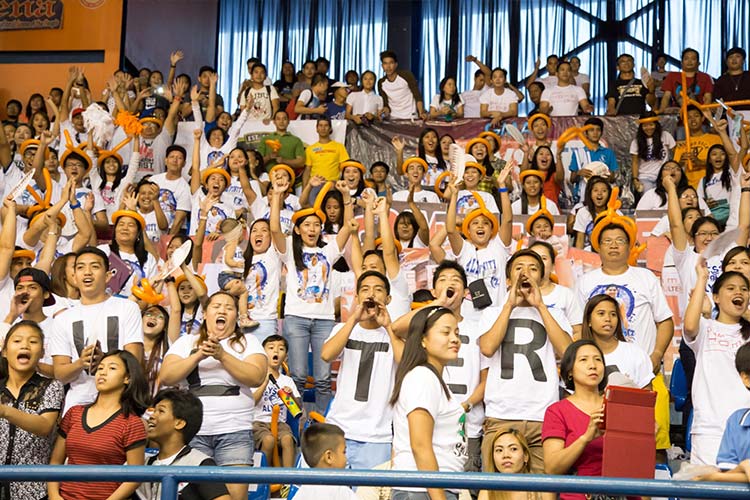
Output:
[190, 429, 254, 466]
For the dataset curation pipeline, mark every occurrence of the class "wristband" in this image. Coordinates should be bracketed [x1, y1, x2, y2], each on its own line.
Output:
[164, 276, 176, 284]
[173, 96, 182, 102]
[69, 201, 81, 210]
[170, 65, 176, 68]
[742, 188, 750, 193]
[199, 216, 208, 221]
[498, 187, 508, 193]
[48, 231, 58, 236]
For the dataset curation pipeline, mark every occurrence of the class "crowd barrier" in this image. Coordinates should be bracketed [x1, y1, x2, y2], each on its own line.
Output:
[2, 465, 749, 499]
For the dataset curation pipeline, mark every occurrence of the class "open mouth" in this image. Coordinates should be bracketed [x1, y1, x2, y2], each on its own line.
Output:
[16, 352, 31, 362]
[215, 316, 227, 328]
[272, 354, 279, 362]
[146, 320, 157, 328]
[363, 298, 376, 309]
[732, 297, 745, 307]
[446, 288, 455, 298]
[81, 277, 94, 286]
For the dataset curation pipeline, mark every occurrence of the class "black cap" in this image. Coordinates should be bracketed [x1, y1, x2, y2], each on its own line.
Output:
[166, 145, 187, 159]
[727, 47, 747, 59]
[14, 267, 55, 306]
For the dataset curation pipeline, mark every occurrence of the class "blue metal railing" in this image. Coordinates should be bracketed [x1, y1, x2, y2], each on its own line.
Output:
[3, 466, 749, 499]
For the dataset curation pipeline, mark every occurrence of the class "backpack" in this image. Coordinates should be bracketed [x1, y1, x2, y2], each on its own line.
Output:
[285, 90, 314, 120]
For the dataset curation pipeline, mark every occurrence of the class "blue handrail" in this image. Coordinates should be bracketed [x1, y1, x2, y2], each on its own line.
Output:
[4, 466, 749, 499]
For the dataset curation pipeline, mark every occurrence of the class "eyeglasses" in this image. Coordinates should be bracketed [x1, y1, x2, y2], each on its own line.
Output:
[663, 165, 681, 172]
[144, 311, 166, 321]
[680, 193, 698, 200]
[695, 231, 720, 238]
[600, 238, 628, 247]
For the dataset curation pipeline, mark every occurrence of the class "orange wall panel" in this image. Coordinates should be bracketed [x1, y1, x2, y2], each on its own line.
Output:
[0, 0, 124, 117]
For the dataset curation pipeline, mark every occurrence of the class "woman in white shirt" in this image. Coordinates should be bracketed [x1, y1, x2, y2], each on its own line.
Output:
[390, 306, 467, 500]
[429, 76, 464, 121]
[159, 291, 267, 500]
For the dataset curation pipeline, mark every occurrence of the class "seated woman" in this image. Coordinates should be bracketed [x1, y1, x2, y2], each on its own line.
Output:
[480, 429, 554, 500]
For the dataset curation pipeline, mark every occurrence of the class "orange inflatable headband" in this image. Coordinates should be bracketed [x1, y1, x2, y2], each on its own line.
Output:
[528, 113, 552, 129]
[638, 116, 660, 125]
[340, 159, 366, 174]
[264, 138, 282, 152]
[25, 168, 54, 208]
[139, 116, 164, 128]
[97, 136, 133, 167]
[131, 278, 164, 304]
[435, 163, 486, 198]
[478, 131, 502, 151]
[402, 156, 429, 175]
[589, 186, 646, 266]
[12, 249, 35, 261]
[174, 273, 208, 293]
[112, 209, 146, 229]
[464, 137, 491, 155]
[461, 191, 498, 240]
[27, 205, 66, 228]
[526, 198, 554, 234]
[292, 181, 332, 225]
[556, 124, 596, 150]
[19, 139, 49, 158]
[59, 129, 93, 174]
[269, 164, 296, 185]
[519, 169, 545, 184]
[374, 237, 403, 254]
[114, 110, 144, 136]
[201, 167, 231, 187]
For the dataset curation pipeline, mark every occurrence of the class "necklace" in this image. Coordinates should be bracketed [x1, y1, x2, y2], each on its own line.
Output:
[731, 73, 743, 92]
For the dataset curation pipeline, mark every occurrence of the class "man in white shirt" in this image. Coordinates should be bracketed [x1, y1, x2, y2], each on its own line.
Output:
[576, 220, 674, 455]
[322, 271, 403, 469]
[540, 61, 593, 116]
[461, 55, 492, 118]
[51, 246, 144, 415]
[478, 249, 573, 473]
[377, 51, 427, 120]
[136, 83, 182, 180]
[150, 144, 192, 233]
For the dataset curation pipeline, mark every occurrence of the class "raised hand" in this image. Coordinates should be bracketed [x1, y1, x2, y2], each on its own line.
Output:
[391, 136, 405, 152]
[170, 50, 184, 66]
[193, 128, 202, 141]
[190, 85, 200, 102]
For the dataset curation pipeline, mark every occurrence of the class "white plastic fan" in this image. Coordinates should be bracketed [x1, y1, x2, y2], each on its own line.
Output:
[448, 143, 466, 182]
[9, 170, 36, 202]
[154, 239, 193, 281]
[504, 124, 526, 145]
[701, 228, 739, 261]
[581, 161, 610, 178]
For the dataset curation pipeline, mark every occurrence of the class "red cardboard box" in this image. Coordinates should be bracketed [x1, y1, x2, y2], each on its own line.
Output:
[602, 385, 656, 478]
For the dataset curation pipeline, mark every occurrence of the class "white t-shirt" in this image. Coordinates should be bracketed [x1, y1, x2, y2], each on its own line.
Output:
[629, 132, 676, 183]
[224, 175, 250, 213]
[697, 169, 741, 228]
[543, 284, 584, 329]
[387, 271, 411, 321]
[150, 173, 192, 227]
[382, 75, 417, 119]
[165, 333, 266, 435]
[254, 372, 301, 423]
[604, 341, 655, 389]
[137, 128, 172, 180]
[0, 277, 15, 329]
[245, 245, 283, 320]
[249, 194, 300, 235]
[444, 316, 485, 438]
[540, 84, 587, 116]
[49, 297, 144, 414]
[140, 209, 163, 244]
[456, 189, 498, 216]
[392, 365, 467, 489]
[326, 323, 396, 443]
[294, 485, 358, 500]
[686, 318, 750, 438]
[392, 189, 440, 204]
[429, 94, 465, 113]
[461, 85, 491, 118]
[511, 197, 560, 215]
[457, 237, 510, 315]
[282, 237, 343, 320]
[576, 266, 673, 354]
[479, 88, 519, 113]
[480, 301, 572, 421]
[189, 190, 234, 236]
[673, 246, 726, 310]
[346, 90, 383, 116]
[245, 85, 279, 121]
[97, 245, 159, 295]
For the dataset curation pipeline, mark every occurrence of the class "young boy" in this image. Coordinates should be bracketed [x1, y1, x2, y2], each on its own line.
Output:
[294, 423, 357, 500]
[321, 270, 402, 469]
[252, 335, 302, 468]
[325, 83, 348, 120]
[136, 389, 231, 500]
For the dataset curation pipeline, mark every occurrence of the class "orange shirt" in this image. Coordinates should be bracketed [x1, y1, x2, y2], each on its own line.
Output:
[673, 133, 722, 188]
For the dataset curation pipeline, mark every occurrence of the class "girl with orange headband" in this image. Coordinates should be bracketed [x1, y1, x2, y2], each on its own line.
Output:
[392, 156, 440, 204]
[512, 170, 560, 215]
[392, 127, 447, 187]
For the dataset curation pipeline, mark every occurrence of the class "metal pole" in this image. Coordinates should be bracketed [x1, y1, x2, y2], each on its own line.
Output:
[161, 475, 178, 500]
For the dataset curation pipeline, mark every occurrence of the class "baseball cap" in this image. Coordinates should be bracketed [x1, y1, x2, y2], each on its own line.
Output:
[71, 108, 84, 118]
[14, 267, 55, 306]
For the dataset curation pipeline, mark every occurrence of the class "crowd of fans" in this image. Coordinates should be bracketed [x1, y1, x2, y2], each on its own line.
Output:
[1, 41, 750, 500]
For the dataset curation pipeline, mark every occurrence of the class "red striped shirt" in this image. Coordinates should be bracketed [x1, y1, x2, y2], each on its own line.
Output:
[58, 405, 147, 500]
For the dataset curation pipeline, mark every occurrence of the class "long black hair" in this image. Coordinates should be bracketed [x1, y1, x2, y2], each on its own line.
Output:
[390, 306, 454, 406]
[580, 294, 626, 342]
[292, 213, 325, 272]
[418, 127, 446, 170]
[636, 113, 666, 161]
[530, 145, 556, 183]
[583, 176, 611, 219]
[97, 350, 150, 417]
[0, 321, 44, 380]
[712, 271, 750, 340]
[520, 172, 544, 214]
[243, 218, 271, 278]
[142, 305, 170, 394]
[704, 144, 733, 193]
[322, 189, 344, 235]
[438, 76, 461, 107]
[394, 211, 418, 247]
[97, 155, 126, 193]
[110, 214, 148, 268]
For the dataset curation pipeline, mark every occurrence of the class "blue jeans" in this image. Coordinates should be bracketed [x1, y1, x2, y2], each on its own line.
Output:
[283, 315, 334, 414]
[252, 319, 278, 343]
[345, 439, 392, 469]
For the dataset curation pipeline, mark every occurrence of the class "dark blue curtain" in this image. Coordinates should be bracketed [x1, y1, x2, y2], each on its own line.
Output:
[217, 0, 387, 112]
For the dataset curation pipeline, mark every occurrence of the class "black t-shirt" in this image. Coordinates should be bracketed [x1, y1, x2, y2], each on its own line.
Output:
[605, 76, 649, 115]
[273, 79, 295, 100]
[714, 71, 750, 110]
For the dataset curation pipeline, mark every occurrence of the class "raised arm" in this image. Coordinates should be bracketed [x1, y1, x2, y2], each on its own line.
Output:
[190, 129, 203, 194]
[0, 196, 17, 281]
[683, 262, 708, 340]
[206, 72, 218, 124]
[663, 174, 688, 251]
[0, 114, 10, 168]
[407, 185, 430, 247]
[335, 180, 354, 252]
[496, 163, 514, 246]
[444, 182, 464, 255]
[269, 180, 288, 254]
[373, 197, 400, 279]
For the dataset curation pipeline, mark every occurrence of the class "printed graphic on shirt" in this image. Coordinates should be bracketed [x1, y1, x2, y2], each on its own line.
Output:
[139, 141, 155, 174]
[247, 261, 269, 310]
[588, 284, 635, 340]
[501, 318, 549, 381]
[345, 338, 390, 402]
[456, 194, 481, 217]
[464, 256, 500, 288]
[297, 252, 331, 302]
[159, 189, 177, 223]
[206, 150, 226, 168]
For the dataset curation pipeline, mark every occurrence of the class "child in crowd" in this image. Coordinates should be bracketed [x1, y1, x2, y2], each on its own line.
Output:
[252, 335, 301, 468]
[293, 423, 357, 500]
